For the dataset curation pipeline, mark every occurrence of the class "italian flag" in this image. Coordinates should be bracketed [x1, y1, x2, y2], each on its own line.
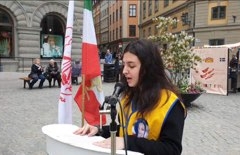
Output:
[74, 0, 106, 126]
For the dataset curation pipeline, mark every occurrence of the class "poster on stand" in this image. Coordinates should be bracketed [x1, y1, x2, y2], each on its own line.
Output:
[191, 47, 229, 95]
[40, 34, 63, 58]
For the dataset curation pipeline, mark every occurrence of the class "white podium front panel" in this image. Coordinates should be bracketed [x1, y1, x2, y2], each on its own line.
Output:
[42, 124, 143, 155]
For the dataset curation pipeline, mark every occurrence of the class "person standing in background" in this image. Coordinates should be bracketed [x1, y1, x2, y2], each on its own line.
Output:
[114, 51, 122, 82]
[104, 49, 112, 64]
[71, 60, 81, 84]
[229, 54, 238, 93]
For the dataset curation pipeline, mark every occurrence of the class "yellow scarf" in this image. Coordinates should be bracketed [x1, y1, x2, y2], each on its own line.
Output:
[119, 90, 186, 140]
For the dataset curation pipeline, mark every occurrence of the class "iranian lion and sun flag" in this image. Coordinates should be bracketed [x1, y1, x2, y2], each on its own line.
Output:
[58, 0, 106, 126]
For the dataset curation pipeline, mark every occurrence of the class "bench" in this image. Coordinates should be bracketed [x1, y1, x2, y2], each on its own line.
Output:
[19, 77, 32, 88]
[20, 76, 59, 88]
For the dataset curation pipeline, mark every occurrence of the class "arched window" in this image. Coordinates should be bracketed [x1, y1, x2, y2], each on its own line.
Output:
[0, 9, 13, 57]
[40, 14, 65, 59]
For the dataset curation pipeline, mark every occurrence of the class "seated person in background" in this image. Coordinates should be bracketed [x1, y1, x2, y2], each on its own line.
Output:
[72, 60, 81, 84]
[45, 59, 61, 88]
[28, 58, 45, 89]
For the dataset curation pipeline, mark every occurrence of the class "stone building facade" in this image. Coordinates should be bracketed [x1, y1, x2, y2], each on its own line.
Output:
[0, 0, 83, 71]
[139, 0, 240, 47]
[93, 0, 139, 56]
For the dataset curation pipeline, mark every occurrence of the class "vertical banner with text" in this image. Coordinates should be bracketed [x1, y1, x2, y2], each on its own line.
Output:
[191, 47, 229, 95]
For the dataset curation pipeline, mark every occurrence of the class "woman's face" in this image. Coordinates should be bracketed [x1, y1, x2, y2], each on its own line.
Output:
[138, 123, 145, 137]
[122, 52, 141, 87]
[35, 59, 40, 65]
[49, 39, 55, 46]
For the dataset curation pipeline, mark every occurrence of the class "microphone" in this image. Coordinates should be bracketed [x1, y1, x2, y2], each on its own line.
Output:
[112, 82, 125, 97]
[100, 82, 125, 109]
[100, 96, 111, 110]
[108, 82, 125, 106]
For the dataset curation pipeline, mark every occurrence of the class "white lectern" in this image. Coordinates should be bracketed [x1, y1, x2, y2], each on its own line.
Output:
[42, 124, 143, 155]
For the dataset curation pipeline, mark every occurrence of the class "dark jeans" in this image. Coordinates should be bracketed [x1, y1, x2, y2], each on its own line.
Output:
[47, 73, 61, 87]
[230, 71, 237, 93]
[115, 68, 120, 82]
[30, 74, 45, 88]
[231, 77, 237, 93]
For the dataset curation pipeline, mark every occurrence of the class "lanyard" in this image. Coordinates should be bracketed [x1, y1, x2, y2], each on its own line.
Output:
[122, 100, 138, 134]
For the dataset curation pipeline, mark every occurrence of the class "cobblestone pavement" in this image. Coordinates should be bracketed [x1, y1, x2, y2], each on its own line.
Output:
[0, 72, 239, 155]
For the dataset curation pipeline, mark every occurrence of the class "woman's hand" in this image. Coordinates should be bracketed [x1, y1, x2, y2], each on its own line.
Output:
[93, 137, 124, 150]
[73, 123, 98, 136]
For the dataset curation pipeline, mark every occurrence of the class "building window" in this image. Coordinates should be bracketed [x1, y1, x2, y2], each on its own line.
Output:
[116, 9, 118, 21]
[143, 2, 146, 19]
[113, 12, 115, 23]
[129, 25, 136, 37]
[113, 30, 115, 40]
[148, 27, 151, 36]
[148, 1, 152, 16]
[172, 17, 177, 29]
[209, 39, 224, 45]
[110, 31, 111, 41]
[0, 11, 10, 23]
[212, 6, 226, 19]
[109, 15, 111, 25]
[181, 13, 190, 25]
[0, 9, 13, 57]
[143, 29, 146, 38]
[129, 4, 136, 17]
[164, 0, 169, 7]
[120, 26, 122, 38]
[116, 28, 118, 40]
[120, 7, 122, 19]
[154, 0, 159, 12]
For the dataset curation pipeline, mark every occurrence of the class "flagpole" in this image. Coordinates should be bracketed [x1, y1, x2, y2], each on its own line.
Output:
[74, 0, 107, 128]
[81, 74, 86, 127]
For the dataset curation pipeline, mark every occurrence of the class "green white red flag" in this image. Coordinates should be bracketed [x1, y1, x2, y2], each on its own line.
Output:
[58, 0, 74, 124]
[74, 0, 106, 126]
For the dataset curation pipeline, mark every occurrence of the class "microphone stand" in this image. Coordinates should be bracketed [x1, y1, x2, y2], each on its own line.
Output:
[101, 82, 125, 155]
[109, 97, 118, 155]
